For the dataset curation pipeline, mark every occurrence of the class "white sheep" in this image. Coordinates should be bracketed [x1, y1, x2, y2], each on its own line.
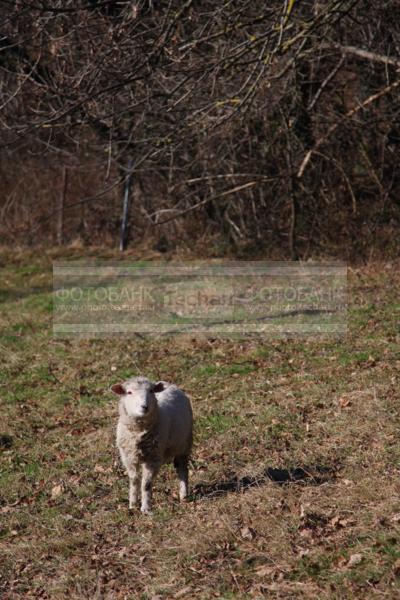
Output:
[111, 376, 193, 513]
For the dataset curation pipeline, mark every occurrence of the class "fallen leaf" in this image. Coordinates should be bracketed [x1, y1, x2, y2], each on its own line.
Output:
[391, 513, 400, 523]
[51, 483, 63, 498]
[347, 553, 363, 567]
[94, 464, 106, 473]
[330, 516, 354, 529]
[255, 565, 275, 577]
[337, 556, 348, 567]
[174, 587, 192, 598]
[1, 506, 13, 514]
[241, 526, 256, 541]
[299, 528, 313, 539]
[338, 397, 351, 408]
[392, 559, 400, 575]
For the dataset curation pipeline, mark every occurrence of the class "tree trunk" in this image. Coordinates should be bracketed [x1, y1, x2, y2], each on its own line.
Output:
[57, 165, 68, 245]
[120, 158, 133, 251]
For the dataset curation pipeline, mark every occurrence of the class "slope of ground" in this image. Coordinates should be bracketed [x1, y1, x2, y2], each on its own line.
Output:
[0, 250, 399, 599]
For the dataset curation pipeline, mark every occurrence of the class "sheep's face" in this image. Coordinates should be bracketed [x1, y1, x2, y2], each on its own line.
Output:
[111, 377, 165, 419]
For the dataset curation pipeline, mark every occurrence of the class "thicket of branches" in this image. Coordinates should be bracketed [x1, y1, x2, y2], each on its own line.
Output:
[1, 0, 399, 258]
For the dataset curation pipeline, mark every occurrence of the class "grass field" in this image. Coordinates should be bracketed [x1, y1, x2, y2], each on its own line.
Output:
[1, 250, 400, 599]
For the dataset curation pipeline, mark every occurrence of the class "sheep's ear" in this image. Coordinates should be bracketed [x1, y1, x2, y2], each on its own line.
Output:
[110, 383, 126, 395]
[152, 381, 165, 393]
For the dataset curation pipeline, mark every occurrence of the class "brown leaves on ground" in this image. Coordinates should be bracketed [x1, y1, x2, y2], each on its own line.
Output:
[1, 258, 400, 598]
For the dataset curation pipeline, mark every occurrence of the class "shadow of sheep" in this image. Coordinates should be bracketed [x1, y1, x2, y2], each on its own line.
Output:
[192, 464, 337, 500]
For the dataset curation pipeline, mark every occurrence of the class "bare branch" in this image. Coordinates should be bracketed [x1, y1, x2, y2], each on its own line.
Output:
[298, 78, 400, 178]
[330, 43, 400, 69]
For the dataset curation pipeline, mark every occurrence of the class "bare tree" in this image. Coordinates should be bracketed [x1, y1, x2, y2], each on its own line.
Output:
[1, 0, 399, 258]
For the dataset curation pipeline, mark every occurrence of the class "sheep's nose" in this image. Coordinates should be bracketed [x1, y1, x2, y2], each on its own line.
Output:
[141, 404, 148, 412]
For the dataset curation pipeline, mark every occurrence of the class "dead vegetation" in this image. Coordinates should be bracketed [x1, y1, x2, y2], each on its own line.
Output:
[1, 2, 400, 260]
[0, 251, 400, 598]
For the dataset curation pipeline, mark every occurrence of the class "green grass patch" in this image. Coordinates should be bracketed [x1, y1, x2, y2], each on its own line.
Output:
[195, 362, 256, 378]
[196, 413, 243, 439]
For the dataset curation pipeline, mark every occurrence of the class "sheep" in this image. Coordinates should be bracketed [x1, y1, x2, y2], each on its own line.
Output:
[111, 376, 193, 513]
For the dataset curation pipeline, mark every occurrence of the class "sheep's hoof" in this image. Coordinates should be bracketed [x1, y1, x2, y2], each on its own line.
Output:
[140, 507, 152, 515]
[179, 489, 189, 502]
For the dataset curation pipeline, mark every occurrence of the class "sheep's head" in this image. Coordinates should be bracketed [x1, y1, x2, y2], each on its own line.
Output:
[110, 376, 165, 419]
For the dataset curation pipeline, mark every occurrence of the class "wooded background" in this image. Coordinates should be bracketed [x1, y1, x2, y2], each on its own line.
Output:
[0, 0, 399, 259]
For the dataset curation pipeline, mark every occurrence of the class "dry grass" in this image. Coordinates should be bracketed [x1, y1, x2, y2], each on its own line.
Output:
[0, 250, 400, 599]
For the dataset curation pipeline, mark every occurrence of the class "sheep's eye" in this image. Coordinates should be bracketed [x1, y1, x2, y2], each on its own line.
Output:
[127, 391, 132, 395]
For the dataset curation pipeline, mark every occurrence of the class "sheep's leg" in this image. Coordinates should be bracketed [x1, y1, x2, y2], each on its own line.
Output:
[174, 455, 189, 501]
[127, 465, 140, 509]
[119, 447, 140, 509]
[140, 463, 159, 513]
